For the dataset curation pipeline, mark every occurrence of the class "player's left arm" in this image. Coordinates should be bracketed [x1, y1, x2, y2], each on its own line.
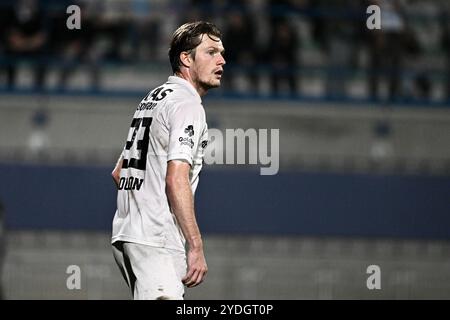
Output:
[166, 159, 207, 288]
[111, 154, 123, 188]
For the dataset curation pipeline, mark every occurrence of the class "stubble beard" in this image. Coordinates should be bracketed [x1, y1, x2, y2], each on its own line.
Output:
[198, 77, 220, 92]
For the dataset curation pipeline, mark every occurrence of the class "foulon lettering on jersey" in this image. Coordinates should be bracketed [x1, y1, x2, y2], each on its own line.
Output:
[118, 176, 144, 190]
[136, 101, 158, 111]
[176, 304, 210, 317]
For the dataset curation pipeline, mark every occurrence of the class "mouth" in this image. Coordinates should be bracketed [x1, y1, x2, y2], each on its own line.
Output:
[214, 69, 223, 78]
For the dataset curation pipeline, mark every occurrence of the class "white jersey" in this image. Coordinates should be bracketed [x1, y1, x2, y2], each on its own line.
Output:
[112, 76, 208, 252]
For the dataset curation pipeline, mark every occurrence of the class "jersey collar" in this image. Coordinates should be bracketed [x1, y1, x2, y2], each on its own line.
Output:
[167, 76, 202, 103]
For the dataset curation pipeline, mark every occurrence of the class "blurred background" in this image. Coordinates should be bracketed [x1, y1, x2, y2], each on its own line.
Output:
[0, 0, 450, 299]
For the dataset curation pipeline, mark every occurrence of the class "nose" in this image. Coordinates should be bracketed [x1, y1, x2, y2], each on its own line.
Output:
[218, 53, 226, 66]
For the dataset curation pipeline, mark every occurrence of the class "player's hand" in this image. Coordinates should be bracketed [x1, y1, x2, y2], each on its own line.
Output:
[182, 247, 208, 288]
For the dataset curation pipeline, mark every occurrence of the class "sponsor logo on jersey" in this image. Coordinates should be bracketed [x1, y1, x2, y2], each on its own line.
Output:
[184, 125, 194, 137]
[179, 136, 194, 148]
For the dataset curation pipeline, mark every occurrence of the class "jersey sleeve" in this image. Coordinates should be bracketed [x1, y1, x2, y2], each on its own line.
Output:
[167, 102, 206, 166]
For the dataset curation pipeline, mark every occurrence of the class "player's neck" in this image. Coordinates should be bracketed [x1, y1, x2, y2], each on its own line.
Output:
[174, 72, 207, 97]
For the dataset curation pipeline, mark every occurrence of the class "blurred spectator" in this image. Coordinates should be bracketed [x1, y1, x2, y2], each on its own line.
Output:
[97, 0, 131, 62]
[309, 0, 328, 52]
[0, 3, 11, 85]
[322, 0, 364, 99]
[222, 8, 260, 95]
[265, 0, 303, 97]
[441, 5, 450, 102]
[49, 1, 101, 91]
[402, 0, 436, 102]
[266, 18, 299, 97]
[366, 0, 408, 102]
[129, 0, 161, 62]
[268, 0, 293, 27]
[189, 0, 225, 21]
[179, 0, 208, 25]
[411, 72, 432, 101]
[4, 0, 49, 90]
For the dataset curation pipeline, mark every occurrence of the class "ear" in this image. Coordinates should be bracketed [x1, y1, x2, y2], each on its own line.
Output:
[179, 51, 192, 68]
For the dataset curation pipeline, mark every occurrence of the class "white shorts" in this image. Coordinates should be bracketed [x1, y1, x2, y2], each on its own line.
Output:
[112, 241, 187, 300]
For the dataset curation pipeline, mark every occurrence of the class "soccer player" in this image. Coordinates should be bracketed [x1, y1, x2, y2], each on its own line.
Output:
[111, 21, 225, 300]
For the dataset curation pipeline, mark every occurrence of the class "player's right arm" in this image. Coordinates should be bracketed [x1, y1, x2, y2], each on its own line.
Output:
[165, 159, 208, 288]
